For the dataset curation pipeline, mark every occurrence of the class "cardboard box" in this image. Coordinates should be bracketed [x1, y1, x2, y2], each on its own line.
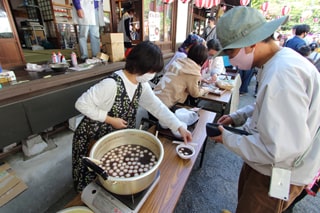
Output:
[0, 163, 28, 207]
[101, 33, 125, 62]
[101, 33, 124, 43]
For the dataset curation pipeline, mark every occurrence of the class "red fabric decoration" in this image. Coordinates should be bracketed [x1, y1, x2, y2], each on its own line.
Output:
[163, 0, 174, 4]
[204, 0, 214, 9]
[195, 0, 220, 8]
[212, 0, 220, 7]
[125, 48, 133, 58]
[195, 0, 206, 8]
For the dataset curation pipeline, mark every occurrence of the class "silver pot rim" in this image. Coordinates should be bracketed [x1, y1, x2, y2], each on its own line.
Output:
[89, 129, 164, 182]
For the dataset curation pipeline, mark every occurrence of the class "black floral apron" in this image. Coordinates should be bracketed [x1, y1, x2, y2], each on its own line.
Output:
[72, 73, 142, 192]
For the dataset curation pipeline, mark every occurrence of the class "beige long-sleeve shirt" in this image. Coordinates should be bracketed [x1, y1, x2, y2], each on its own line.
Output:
[154, 57, 207, 108]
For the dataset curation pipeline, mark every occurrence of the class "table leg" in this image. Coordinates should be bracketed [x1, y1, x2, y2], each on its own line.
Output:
[198, 137, 208, 168]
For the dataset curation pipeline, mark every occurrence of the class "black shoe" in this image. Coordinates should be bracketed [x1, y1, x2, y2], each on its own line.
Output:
[80, 58, 87, 63]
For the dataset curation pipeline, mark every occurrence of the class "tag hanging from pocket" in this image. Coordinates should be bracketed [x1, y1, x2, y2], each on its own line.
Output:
[268, 167, 291, 201]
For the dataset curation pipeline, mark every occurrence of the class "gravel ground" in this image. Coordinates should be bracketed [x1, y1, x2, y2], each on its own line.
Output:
[174, 76, 320, 213]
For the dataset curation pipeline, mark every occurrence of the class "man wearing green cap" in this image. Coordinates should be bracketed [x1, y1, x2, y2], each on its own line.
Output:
[211, 6, 320, 213]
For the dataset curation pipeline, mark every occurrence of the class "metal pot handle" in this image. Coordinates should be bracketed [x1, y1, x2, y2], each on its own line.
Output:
[82, 157, 109, 180]
[139, 117, 159, 138]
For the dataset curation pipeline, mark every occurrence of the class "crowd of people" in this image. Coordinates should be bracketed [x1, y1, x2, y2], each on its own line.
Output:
[70, 3, 320, 213]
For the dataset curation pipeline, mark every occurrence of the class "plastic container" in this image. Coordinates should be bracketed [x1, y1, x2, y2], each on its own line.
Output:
[52, 52, 57, 63]
[71, 52, 78, 67]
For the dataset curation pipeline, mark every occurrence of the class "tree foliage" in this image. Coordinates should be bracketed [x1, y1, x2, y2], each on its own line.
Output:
[250, 0, 320, 34]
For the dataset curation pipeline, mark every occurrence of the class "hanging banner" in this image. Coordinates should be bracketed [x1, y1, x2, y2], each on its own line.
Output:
[148, 11, 160, 41]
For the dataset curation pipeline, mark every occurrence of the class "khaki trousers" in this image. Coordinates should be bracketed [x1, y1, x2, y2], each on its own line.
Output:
[236, 163, 305, 213]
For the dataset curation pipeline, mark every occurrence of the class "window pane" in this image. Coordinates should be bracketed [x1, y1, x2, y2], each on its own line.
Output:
[143, 0, 172, 43]
[0, 1, 13, 38]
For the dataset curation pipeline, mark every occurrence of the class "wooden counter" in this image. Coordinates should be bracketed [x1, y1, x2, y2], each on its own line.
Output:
[0, 52, 174, 153]
[0, 62, 124, 150]
[65, 109, 216, 212]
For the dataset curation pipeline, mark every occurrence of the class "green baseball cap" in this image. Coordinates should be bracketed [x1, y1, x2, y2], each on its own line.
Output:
[216, 6, 288, 55]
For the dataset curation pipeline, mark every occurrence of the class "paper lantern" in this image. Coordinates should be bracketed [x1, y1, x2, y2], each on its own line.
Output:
[240, 0, 250, 6]
[261, 1, 269, 12]
[163, 0, 174, 4]
[281, 6, 290, 16]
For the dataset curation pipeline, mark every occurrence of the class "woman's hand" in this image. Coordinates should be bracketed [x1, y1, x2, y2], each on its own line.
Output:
[105, 116, 128, 129]
[178, 126, 193, 144]
[211, 74, 218, 82]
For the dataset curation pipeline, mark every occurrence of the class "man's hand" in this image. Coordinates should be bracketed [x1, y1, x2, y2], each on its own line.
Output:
[211, 125, 224, 143]
[217, 115, 234, 125]
[77, 9, 84, 18]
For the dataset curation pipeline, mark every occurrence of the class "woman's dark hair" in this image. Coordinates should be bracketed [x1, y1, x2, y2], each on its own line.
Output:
[125, 41, 164, 74]
[187, 43, 208, 66]
[207, 39, 221, 51]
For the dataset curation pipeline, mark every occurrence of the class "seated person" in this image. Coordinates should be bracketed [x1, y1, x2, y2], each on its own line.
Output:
[165, 34, 205, 72]
[153, 43, 209, 109]
[201, 38, 226, 84]
[150, 34, 205, 88]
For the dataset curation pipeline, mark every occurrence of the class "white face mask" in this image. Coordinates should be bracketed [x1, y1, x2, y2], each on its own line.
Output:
[136, 72, 156, 83]
[229, 48, 255, 70]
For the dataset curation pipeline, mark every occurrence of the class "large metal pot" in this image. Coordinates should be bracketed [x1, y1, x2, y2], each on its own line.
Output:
[89, 129, 164, 195]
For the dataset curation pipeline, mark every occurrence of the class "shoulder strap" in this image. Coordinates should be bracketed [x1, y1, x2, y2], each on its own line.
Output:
[205, 27, 216, 40]
[313, 52, 318, 61]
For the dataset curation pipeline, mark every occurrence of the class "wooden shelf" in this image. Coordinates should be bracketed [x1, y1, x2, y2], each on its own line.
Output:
[52, 2, 72, 9]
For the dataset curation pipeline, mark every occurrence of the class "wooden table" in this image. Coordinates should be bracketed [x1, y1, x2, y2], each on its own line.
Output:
[197, 74, 241, 120]
[65, 109, 216, 212]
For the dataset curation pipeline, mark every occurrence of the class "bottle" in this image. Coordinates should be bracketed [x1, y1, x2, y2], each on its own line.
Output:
[61, 56, 66, 63]
[71, 52, 78, 67]
[57, 52, 62, 63]
[52, 52, 57, 63]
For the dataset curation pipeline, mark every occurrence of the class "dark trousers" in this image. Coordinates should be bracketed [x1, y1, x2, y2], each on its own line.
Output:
[239, 69, 255, 94]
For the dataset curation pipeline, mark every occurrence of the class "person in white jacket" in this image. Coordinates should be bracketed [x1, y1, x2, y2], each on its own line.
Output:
[211, 7, 320, 213]
[72, 0, 105, 61]
[72, 41, 192, 192]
